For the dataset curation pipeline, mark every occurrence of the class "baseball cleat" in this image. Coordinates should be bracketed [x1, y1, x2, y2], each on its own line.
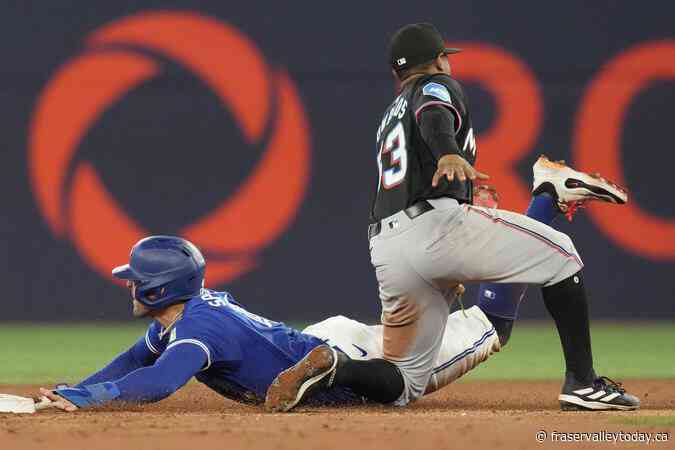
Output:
[532, 155, 628, 220]
[559, 375, 640, 411]
[264, 344, 338, 413]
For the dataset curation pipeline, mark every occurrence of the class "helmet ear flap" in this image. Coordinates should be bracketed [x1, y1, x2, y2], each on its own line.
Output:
[130, 280, 143, 302]
[131, 280, 167, 305]
[144, 287, 167, 303]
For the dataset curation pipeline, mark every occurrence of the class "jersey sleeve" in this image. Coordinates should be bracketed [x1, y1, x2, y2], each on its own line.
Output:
[111, 343, 206, 403]
[413, 75, 464, 131]
[144, 321, 166, 356]
[417, 106, 461, 159]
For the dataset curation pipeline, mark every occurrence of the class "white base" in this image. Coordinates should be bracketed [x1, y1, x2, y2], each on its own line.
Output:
[0, 394, 37, 414]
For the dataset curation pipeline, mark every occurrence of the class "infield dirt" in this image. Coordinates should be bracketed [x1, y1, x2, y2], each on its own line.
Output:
[1, 380, 673, 450]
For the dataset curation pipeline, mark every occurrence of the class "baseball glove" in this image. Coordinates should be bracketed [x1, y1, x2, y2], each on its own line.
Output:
[473, 184, 500, 209]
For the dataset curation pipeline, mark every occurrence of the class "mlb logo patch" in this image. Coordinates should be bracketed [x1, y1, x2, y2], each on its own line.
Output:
[422, 82, 452, 103]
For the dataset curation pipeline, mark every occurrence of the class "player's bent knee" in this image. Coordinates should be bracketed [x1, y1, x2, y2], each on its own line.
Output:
[544, 231, 584, 286]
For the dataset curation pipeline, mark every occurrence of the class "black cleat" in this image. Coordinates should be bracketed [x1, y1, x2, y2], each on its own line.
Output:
[559, 374, 640, 411]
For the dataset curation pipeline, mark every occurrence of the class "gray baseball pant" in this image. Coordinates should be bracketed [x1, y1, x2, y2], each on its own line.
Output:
[369, 198, 583, 405]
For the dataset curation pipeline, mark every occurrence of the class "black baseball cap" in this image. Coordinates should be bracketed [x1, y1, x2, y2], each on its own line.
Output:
[388, 23, 461, 70]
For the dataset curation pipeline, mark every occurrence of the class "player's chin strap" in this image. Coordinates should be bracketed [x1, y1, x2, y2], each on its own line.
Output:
[158, 311, 184, 340]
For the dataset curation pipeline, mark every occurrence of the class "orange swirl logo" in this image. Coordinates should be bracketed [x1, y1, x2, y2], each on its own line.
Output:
[29, 11, 311, 284]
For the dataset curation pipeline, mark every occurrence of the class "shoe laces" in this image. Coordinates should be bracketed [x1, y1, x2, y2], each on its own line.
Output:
[559, 200, 587, 221]
[327, 366, 338, 388]
[595, 376, 626, 394]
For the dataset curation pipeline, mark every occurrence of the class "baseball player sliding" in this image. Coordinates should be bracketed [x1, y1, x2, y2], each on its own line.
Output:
[265, 23, 640, 413]
[37, 236, 494, 411]
[38, 156, 629, 412]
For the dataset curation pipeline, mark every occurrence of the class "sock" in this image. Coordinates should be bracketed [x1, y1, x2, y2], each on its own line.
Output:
[333, 358, 404, 403]
[525, 192, 559, 224]
[478, 193, 560, 344]
[542, 271, 595, 384]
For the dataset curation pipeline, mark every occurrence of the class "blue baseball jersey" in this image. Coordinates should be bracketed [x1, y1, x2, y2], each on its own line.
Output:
[144, 289, 357, 405]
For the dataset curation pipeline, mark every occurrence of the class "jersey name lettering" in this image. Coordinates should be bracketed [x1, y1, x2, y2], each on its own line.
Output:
[201, 290, 277, 327]
[376, 96, 407, 142]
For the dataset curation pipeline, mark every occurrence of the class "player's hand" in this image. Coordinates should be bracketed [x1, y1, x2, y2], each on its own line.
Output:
[432, 154, 489, 187]
[39, 388, 78, 412]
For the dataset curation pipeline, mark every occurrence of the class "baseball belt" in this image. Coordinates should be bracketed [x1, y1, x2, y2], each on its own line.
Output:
[368, 200, 434, 240]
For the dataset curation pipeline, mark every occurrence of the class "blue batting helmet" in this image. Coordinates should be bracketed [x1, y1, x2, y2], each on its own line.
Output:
[112, 236, 206, 309]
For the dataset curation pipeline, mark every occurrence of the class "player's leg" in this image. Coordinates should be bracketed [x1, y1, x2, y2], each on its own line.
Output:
[424, 204, 637, 409]
[425, 305, 501, 394]
[347, 200, 581, 407]
[303, 307, 501, 396]
[477, 155, 629, 347]
[325, 227, 473, 406]
[372, 282, 451, 404]
[320, 251, 450, 406]
[298, 317, 404, 406]
[432, 205, 591, 375]
[302, 315, 383, 360]
[477, 193, 558, 345]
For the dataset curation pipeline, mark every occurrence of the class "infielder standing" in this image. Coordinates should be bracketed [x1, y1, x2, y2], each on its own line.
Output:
[265, 23, 640, 412]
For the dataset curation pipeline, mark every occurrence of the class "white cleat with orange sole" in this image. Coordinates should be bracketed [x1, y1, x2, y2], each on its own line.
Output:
[532, 155, 628, 220]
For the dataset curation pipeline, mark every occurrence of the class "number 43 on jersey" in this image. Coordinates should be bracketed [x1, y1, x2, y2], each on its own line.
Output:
[377, 122, 407, 190]
[378, 121, 477, 191]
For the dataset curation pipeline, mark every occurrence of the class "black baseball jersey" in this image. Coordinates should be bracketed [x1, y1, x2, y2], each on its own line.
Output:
[370, 74, 476, 222]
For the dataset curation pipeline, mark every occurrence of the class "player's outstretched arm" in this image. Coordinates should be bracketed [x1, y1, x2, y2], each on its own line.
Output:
[73, 334, 158, 388]
[42, 343, 206, 411]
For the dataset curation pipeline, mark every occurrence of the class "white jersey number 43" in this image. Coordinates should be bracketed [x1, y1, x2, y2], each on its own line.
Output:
[377, 122, 408, 190]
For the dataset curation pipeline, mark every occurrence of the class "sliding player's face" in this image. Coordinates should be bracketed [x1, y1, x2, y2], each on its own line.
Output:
[127, 281, 151, 318]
